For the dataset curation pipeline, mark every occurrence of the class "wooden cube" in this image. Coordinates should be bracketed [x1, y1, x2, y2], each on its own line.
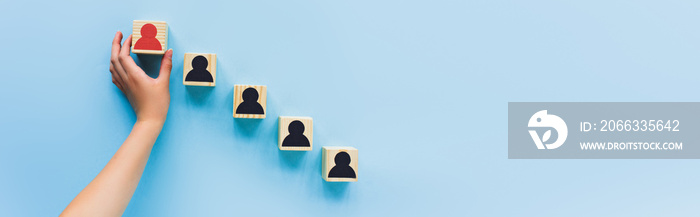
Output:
[322, 147, 358, 182]
[183, 53, 216, 86]
[131, 20, 168, 55]
[278, 116, 313, 151]
[233, 85, 267, 119]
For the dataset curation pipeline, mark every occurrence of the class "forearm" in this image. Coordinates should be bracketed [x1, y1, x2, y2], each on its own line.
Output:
[61, 120, 163, 217]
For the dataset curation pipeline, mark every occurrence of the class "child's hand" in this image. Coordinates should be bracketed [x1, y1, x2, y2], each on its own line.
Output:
[110, 31, 173, 124]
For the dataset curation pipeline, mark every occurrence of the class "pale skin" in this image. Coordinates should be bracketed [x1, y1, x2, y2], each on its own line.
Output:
[60, 32, 173, 217]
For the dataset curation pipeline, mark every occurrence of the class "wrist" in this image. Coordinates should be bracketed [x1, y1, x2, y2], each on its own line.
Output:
[135, 118, 166, 130]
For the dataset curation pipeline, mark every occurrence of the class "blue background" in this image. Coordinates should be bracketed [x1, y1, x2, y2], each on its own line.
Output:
[1, 0, 699, 216]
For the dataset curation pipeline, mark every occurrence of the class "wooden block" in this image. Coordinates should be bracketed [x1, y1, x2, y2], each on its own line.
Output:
[278, 116, 313, 151]
[322, 146, 358, 182]
[131, 20, 168, 55]
[233, 85, 267, 119]
[183, 53, 216, 86]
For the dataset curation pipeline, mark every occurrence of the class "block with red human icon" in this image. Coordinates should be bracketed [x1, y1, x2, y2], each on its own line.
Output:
[131, 20, 168, 55]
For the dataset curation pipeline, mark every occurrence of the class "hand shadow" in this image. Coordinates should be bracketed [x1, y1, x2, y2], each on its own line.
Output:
[134, 54, 163, 78]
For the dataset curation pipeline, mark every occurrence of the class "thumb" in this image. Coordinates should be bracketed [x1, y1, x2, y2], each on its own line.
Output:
[157, 49, 173, 82]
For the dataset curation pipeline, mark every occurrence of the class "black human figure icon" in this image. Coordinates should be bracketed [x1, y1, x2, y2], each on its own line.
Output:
[328, 152, 356, 178]
[282, 120, 310, 147]
[236, 88, 265, 114]
[185, 55, 213, 82]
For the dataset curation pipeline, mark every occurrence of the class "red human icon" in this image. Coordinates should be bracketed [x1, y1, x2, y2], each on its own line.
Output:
[133, 23, 162, 50]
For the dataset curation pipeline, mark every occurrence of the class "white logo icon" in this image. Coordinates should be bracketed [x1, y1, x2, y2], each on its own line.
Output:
[528, 110, 568, 149]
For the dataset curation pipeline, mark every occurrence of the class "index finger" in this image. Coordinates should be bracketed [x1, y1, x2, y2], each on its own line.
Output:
[111, 31, 123, 59]
[110, 32, 128, 80]
[118, 34, 141, 73]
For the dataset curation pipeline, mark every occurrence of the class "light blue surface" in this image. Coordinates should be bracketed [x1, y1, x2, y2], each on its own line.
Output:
[1, 0, 699, 216]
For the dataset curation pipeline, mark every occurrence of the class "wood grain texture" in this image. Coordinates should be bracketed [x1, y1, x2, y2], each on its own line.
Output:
[233, 85, 267, 119]
[322, 146, 358, 182]
[183, 53, 216, 86]
[131, 20, 168, 54]
[278, 116, 313, 151]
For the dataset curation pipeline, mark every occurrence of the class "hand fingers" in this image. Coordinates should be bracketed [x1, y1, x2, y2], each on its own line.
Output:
[110, 64, 126, 93]
[118, 34, 143, 76]
[112, 77, 124, 93]
[110, 31, 128, 83]
[109, 64, 121, 86]
[110, 31, 122, 58]
[157, 49, 173, 82]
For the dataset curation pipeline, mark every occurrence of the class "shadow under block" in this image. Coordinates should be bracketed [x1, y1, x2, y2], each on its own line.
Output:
[183, 53, 216, 86]
[131, 20, 168, 55]
[278, 116, 313, 151]
[322, 147, 358, 182]
[233, 85, 267, 119]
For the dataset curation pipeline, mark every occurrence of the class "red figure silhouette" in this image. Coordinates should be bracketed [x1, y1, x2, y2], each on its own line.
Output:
[134, 23, 162, 50]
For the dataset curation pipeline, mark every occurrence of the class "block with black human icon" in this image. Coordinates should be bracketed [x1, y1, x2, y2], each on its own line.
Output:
[131, 20, 168, 55]
[183, 53, 216, 86]
[322, 147, 358, 182]
[233, 85, 267, 119]
[278, 116, 313, 151]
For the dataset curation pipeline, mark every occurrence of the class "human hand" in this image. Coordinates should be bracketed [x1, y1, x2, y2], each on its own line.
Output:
[110, 31, 173, 124]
